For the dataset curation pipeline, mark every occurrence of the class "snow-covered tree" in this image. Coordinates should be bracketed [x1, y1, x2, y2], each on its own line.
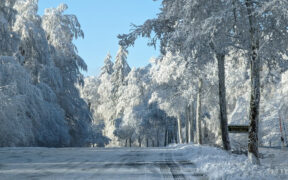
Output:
[148, 53, 191, 144]
[13, 0, 47, 83]
[0, 0, 19, 56]
[119, 0, 288, 164]
[42, 4, 91, 146]
[111, 46, 131, 94]
[0, 0, 71, 147]
[101, 52, 114, 76]
[118, 0, 238, 150]
[232, 0, 288, 164]
[115, 66, 151, 146]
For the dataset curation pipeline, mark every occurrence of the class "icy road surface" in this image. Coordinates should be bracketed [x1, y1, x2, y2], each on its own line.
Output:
[0, 146, 207, 180]
[0, 145, 287, 180]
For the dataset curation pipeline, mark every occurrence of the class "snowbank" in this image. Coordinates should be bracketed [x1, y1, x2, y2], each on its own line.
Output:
[171, 144, 288, 180]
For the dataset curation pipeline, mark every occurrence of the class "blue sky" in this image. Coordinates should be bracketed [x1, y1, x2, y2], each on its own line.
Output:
[38, 0, 161, 76]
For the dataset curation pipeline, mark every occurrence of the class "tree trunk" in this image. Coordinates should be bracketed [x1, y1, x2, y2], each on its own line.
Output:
[174, 127, 178, 144]
[146, 138, 149, 147]
[164, 128, 168, 146]
[129, 137, 132, 147]
[209, 40, 231, 151]
[190, 102, 194, 143]
[279, 118, 285, 148]
[125, 139, 128, 147]
[152, 140, 155, 147]
[245, 0, 260, 165]
[196, 79, 203, 144]
[177, 115, 183, 143]
[156, 129, 160, 147]
[167, 131, 171, 144]
[216, 53, 231, 151]
[186, 104, 190, 143]
[170, 131, 173, 144]
[138, 137, 141, 147]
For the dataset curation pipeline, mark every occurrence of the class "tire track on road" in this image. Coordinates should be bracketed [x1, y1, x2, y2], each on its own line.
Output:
[159, 152, 186, 180]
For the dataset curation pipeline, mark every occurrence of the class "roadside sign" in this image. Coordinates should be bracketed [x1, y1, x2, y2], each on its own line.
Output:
[228, 125, 249, 133]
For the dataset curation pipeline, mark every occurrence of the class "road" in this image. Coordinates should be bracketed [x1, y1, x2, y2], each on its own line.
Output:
[0, 147, 207, 180]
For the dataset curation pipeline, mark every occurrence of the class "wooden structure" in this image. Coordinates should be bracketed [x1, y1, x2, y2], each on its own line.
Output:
[228, 125, 249, 133]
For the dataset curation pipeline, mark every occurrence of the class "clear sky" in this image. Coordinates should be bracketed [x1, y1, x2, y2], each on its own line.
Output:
[38, 0, 161, 76]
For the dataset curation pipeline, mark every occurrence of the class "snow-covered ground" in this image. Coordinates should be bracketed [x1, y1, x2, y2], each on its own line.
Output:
[0, 144, 287, 180]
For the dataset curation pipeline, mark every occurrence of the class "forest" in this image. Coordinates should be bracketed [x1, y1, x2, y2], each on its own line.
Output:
[1, 0, 288, 166]
[0, 0, 94, 147]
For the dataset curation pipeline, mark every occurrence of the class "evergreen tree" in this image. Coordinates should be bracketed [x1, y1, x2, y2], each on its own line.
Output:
[101, 52, 114, 76]
[111, 46, 131, 91]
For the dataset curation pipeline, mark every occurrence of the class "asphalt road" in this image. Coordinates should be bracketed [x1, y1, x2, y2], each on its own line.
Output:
[0, 147, 207, 180]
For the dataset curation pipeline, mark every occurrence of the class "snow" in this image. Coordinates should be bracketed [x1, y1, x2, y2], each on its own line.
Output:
[170, 144, 288, 179]
[0, 144, 287, 179]
[1, 1, 288, 178]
